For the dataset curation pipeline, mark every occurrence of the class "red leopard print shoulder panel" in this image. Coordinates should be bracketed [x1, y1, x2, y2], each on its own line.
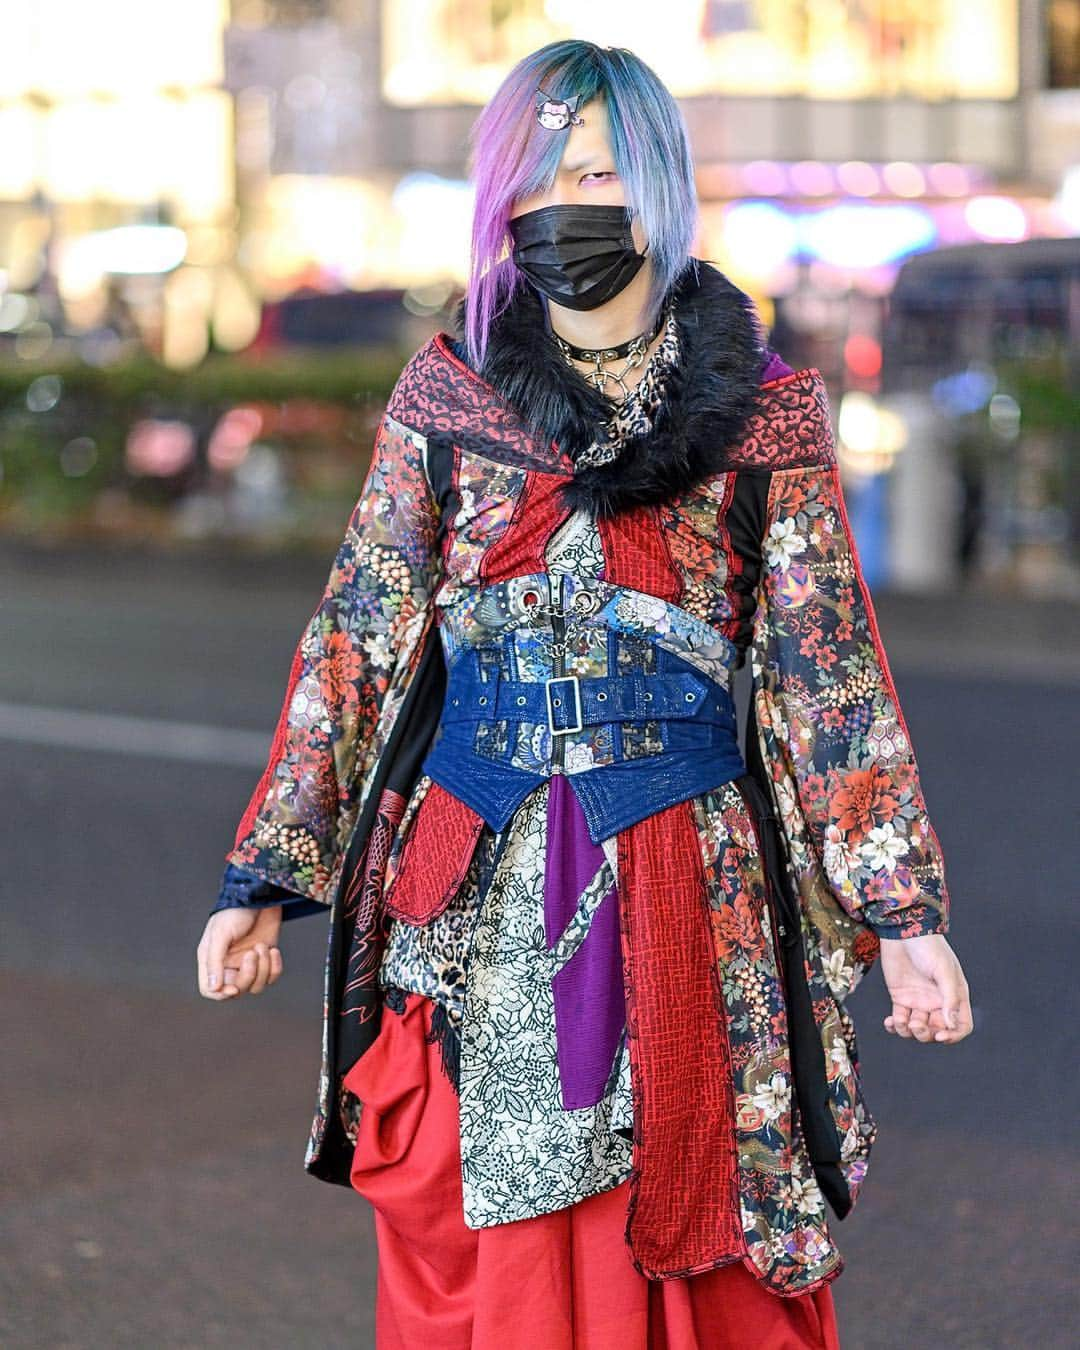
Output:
[387, 334, 572, 474]
[389, 343, 836, 477]
[727, 368, 837, 471]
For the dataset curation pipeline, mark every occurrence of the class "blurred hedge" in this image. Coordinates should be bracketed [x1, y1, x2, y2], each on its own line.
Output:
[0, 346, 406, 405]
[0, 346, 408, 545]
[3, 345, 1075, 551]
[1003, 364, 1080, 432]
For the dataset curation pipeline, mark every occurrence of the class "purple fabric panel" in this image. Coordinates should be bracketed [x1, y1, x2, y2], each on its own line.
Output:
[761, 347, 794, 383]
[544, 775, 626, 1110]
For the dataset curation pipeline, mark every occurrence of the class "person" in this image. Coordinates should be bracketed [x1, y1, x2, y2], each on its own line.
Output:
[196, 40, 974, 1350]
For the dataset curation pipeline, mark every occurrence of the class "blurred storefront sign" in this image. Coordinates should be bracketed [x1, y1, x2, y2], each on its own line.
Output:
[0, 0, 1075, 591]
[381, 0, 1019, 103]
[223, 22, 376, 176]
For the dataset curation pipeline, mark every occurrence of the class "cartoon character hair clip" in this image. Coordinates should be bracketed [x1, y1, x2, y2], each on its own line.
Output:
[535, 88, 585, 131]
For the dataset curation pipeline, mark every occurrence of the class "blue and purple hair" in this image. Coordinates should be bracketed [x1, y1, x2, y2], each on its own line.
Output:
[462, 41, 700, 369]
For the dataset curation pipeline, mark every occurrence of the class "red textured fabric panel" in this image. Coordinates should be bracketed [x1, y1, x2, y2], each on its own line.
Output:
[343, 991, 840, 1349]
[480, 469, 570, 581]
[599, 504, 682, 601]
[382, 782, 486, 925]
[617, 801, 744, 1278]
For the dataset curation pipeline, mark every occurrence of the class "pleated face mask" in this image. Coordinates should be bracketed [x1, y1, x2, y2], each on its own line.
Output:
[508, 203, 650, 311]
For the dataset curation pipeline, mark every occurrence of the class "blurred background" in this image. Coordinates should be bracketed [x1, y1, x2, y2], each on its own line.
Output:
[1, 3, 1077, 1348]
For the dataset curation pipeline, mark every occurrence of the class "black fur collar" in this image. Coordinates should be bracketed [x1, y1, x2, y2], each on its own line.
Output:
[450, 258, 766, 519]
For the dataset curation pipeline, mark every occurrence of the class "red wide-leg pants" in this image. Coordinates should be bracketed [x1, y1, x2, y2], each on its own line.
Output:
[342, 991, 841, 1350]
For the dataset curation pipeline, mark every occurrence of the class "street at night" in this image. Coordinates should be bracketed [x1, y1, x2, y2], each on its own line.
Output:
[1, 540, 1075, 1348]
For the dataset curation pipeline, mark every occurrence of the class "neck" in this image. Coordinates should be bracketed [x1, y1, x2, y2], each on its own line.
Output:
[543, 260, 655, 349]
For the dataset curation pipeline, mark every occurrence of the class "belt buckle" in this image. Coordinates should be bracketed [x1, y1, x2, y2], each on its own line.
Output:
[546, 674, 583, 737]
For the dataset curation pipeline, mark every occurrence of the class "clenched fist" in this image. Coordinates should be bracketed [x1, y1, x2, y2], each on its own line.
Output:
[197, 905, 284, 1000]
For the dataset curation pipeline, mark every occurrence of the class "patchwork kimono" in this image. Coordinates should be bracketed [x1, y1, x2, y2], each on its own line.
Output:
[213, 259, 951, 1299]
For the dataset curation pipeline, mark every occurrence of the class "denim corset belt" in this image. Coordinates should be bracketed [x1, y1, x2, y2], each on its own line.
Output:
[422, 583, 748, 845]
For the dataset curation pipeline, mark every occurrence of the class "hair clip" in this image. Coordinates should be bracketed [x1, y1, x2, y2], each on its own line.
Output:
[534, 87, 584, 130]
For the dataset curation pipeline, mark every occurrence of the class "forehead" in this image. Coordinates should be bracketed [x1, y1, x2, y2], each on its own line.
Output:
[557, 96, 611, 167]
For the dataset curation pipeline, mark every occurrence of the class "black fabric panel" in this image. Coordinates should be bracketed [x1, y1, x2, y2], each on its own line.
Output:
[735, 465, 851, 1216]
[741, 700, 853, 1220]
[306, 617, 447, 1187]
[727, 470, 770, 666]
[424, 430, 458, 529]
[384, 620, 448, 799]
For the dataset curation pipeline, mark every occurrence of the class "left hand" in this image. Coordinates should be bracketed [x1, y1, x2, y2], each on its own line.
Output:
[877, 933, 973, 1044]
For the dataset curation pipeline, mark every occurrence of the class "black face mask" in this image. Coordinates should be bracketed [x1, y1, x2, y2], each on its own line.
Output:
[508, 203, 649, 311]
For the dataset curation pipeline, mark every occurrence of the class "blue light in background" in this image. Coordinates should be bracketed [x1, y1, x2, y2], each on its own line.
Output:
[799, 203, 937, 268]
[845, 471, 889, 589]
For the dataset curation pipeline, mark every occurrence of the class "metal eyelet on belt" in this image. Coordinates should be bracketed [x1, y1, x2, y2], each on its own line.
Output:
[478, 696, 487, 706]
[516, 696, 526, 706]
[571, 590, 601, 616]
[685, 692, 696, 702]
[643, 691, 653, 702]
[596, 691, 607, 701]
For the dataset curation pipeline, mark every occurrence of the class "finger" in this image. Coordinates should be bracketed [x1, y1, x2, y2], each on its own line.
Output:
[249, 944, 272, 995]
[200, 923, 240, 999]
[231, 948, 259, 994]
[943, 995, 970, 1031]
[266, 947, 284, 986]
[890, 1004, 913, 1038]
[221, 965, 243, 995]
[908, 1017, 935, 1043]
[200, 980, 239, 1001]
[934, 1003, 975, 1042]
[932, 966, 969, 1027]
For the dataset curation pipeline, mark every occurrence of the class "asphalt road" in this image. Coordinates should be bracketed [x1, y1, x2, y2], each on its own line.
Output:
[2, 540, 1077, 1349]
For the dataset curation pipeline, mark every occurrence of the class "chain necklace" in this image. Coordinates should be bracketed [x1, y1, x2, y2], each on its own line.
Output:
[551, 306, 667, 402]
[557, 300, 680, 471]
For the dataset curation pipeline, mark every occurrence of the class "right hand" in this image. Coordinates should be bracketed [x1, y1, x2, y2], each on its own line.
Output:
[197, 905, 284, 1001]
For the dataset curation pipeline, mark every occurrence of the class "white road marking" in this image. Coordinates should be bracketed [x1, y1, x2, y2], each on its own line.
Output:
[0, 701, 269, 767]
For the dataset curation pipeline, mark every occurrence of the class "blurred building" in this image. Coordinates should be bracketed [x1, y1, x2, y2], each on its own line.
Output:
[3, 2, 1076, 353]
[216, 1, 1079, 296]
[0, 1, 250, 366]
[0, 1, 1077, 589]
[218, 1, 1079, 594]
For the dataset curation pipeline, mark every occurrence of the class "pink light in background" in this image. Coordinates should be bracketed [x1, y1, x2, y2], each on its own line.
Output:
[208, 407, 263, 471]
[125, 419, 196, 476]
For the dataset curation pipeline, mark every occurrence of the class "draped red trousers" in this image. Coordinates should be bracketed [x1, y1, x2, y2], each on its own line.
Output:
[342, 991, 841, 1350]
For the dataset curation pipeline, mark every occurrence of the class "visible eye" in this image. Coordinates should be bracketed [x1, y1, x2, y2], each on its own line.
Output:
[581, 171, 617, 183]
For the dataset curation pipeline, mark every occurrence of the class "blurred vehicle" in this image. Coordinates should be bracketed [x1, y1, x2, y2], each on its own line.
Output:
[247, 284, 451, 354]
[882, 236, 1080, 391]
[882, 237, 1079, 595]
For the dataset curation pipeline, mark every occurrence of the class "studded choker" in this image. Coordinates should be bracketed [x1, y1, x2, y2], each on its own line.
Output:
[551, 305, 669, 401]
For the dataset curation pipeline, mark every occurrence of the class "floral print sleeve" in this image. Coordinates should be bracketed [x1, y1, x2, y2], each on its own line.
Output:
[225, 409, 442, 906]
[750, 457, 951, 941]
